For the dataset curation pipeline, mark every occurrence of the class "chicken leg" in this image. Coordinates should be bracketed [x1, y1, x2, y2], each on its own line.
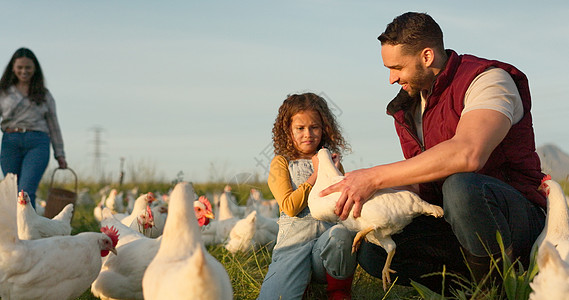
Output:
[352, 226, 375, 254]
[382, 249, 396, 291]
[353, 227, 397, 291]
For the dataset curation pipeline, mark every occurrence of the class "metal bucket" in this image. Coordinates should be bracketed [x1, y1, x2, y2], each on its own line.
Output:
[44, 168, 78, 219]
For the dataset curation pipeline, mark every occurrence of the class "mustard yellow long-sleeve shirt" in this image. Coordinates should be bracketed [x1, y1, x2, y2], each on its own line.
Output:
[268, 155, 344, 217]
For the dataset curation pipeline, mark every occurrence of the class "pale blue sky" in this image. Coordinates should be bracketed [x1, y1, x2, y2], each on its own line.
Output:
[1, 1, 568, 183]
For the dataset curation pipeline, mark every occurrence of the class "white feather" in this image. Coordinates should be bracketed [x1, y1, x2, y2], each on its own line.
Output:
[17, 191, 73, 240]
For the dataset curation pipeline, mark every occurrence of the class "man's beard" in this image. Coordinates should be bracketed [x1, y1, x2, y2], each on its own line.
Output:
[405, 62, 433, 97]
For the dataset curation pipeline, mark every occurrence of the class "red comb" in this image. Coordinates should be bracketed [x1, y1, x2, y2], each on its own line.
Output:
[101, 226, 120, 247]
[541, 174, 552, 185]
[539, 174, 552, 197]
[198, 196, 212, 212]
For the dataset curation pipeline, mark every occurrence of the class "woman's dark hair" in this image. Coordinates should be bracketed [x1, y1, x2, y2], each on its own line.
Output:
[272, 93, 350, 160]
[0, 48, 46, 104]
[378, 12, 444, 56]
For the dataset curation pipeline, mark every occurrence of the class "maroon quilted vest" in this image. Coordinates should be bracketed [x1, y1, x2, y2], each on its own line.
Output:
[386, 50, 546, 208]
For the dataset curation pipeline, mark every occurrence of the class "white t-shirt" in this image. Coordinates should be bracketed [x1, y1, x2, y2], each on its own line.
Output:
[415, 67, 523, 143]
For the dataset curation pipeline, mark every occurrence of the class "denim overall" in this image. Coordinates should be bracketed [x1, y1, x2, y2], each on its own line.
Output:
[258, 159, 357, 300]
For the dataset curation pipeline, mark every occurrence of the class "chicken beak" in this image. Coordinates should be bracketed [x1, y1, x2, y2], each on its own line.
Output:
[110, 248, 118, 256]
[205, 212, 215, 219]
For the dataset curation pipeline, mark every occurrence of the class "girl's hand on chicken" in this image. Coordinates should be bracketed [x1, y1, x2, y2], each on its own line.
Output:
[311, 153, 320, 174]
[331, 152, 341, 169]
[304, 153, 320, 187]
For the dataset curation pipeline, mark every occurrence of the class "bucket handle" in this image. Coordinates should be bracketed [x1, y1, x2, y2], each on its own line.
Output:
[49, 167, 78, 194]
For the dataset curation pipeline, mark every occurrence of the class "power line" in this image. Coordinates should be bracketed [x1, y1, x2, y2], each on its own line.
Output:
[89, 126, 106, 179]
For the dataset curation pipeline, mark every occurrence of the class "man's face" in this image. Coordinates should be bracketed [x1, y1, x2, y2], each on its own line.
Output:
[381, 44, 433, 97]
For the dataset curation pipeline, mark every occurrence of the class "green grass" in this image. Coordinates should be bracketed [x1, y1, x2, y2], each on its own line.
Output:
[40, 179, 569, 300]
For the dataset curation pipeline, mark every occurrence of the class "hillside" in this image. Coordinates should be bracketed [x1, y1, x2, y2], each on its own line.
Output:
[537, 144, 569, 181]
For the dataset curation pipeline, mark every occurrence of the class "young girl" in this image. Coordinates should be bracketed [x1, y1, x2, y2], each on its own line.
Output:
[258, 93, 356, 300]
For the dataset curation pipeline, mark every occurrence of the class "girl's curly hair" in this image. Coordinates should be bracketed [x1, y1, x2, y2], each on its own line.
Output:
[272, 93, 350, 160]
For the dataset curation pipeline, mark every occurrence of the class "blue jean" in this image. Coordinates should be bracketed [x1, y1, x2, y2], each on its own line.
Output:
[1, 131, 50, 208]
[258, 207, 358, 300]
[357, 173, 545, 288]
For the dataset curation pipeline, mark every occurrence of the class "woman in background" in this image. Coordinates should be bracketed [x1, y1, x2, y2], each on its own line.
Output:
[0, 47, 67, 208]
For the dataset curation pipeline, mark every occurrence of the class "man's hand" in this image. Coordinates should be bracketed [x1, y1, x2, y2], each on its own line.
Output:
[319, 168, 377, 220]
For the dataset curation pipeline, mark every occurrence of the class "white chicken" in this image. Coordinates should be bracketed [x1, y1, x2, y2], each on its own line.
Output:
[120, 192, 156, 228]
[531, 175, 569, 258]
[105, 189, 125, 214]
[529, 241, 569, 300]
[245, 188, 279, 219]
[17, 190, 74, 240]
[92, 209, 161, 300]
[308, 148, 444, 290]
[142, 181, 233, 300]
[124, 186, 140, 214]
[223, 210, 278, 253]
[0, 174, 119, 300]
[35, 198, 46, 216]
[528, 175, 569, 299]
[225, 211, 257, 253]
[144, 194, 168, 238]
[94, 196, 106, 223]
[144, 205, 166, 238]
[218, 185, 246, 220]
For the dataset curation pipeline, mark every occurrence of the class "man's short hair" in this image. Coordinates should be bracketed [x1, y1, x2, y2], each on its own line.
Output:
[378, 12, 444, 55]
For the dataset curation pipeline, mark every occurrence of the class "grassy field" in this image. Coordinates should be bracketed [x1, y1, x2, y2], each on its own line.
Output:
[36, 178, 569, 300]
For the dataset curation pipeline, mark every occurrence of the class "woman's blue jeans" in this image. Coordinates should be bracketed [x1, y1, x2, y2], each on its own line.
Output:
[1, 131, 50, 208]
[357, 173, 545, 288]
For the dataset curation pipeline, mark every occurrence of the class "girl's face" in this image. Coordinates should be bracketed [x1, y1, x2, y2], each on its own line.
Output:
[290, 110, 322, 159]
[12, 57, 35, 84]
